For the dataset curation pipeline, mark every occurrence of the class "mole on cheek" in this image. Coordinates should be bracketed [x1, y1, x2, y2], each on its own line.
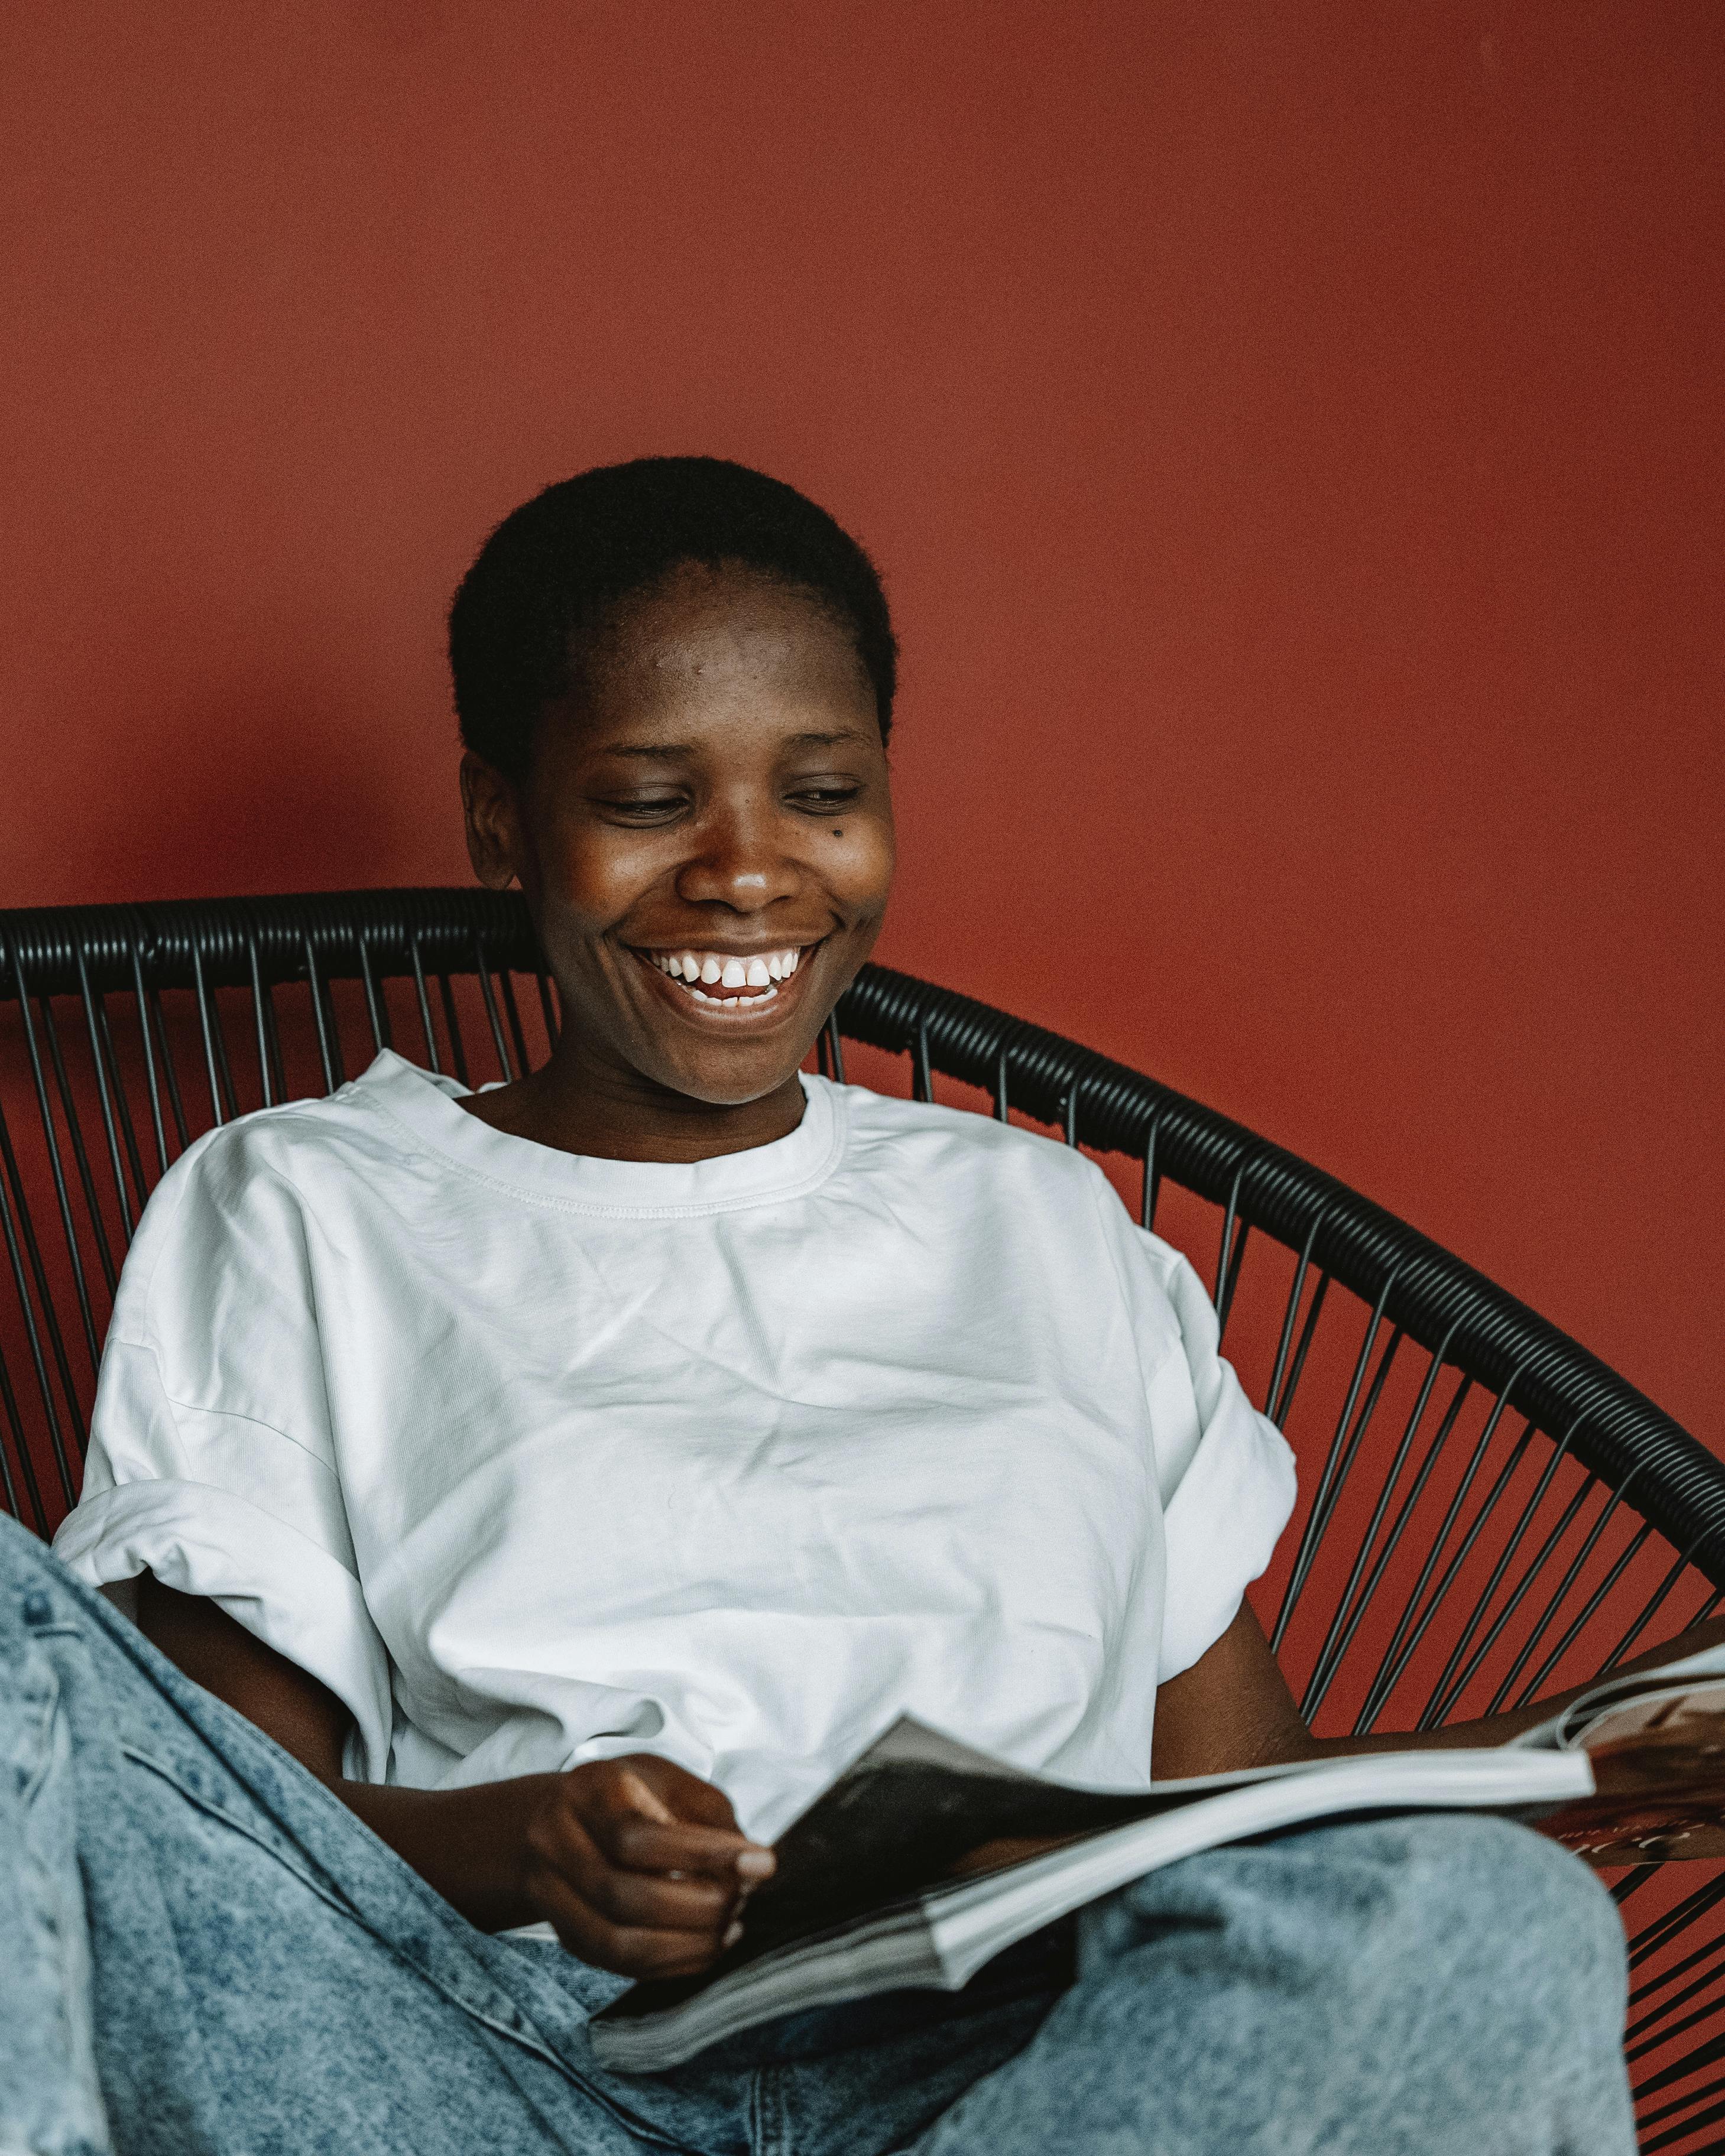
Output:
[831, 827, 844, 838]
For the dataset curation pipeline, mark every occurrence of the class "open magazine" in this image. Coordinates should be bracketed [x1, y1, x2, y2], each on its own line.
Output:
[588, 1643, 1725, 2073]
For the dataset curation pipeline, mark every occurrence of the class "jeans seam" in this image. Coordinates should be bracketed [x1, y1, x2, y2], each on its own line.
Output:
[119, 1743, 359, 1921]
[750, 2066, 792, 2156]
[14, 1677, 60, 1813]
[5, 1642, 114, 2156]
[116, 1743, 696, 2152]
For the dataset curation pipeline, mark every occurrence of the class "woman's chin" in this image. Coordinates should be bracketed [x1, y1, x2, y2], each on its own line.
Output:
[624, 1011, 823, 1111]
[666, 1034, 823, 1107]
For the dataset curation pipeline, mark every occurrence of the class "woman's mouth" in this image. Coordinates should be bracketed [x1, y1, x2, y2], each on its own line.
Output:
[633, 944, 813, 1011]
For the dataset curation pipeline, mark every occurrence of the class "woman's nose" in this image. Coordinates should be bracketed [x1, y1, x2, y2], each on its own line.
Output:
[675, 815, 802, 910]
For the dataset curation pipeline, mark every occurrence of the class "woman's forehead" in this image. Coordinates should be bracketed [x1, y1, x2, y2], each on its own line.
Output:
[598, 563, 861, 670]
[566, 570, 878, 738]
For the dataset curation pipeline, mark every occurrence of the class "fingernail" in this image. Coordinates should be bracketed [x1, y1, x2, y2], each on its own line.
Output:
[735, 1849, 776, 1882]
[723, 1920, 744, 1949]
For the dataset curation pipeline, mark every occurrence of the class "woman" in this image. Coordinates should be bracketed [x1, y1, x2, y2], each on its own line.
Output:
[8, 458, 1640, 2153]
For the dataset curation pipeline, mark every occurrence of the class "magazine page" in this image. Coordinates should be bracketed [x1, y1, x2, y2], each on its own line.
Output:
[591, 1742, 1593, 2073]
[1528, 1672, 1725, 1863]
[923, 1746, 1593, 1990]
[1511, 1641, 1725, 1752]
[595, 1722, 1352, 2038]
[722, 1718, 1342, 1965]
[593, 1645, 1725, 2072]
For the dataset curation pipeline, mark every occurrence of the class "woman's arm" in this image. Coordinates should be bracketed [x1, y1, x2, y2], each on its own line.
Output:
[1150, 1599, 1725, 1780]
[135, 1576, 773, 1977]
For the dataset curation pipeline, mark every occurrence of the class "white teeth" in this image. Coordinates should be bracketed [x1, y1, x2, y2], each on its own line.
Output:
[645, 947, 810, 996]
[688, 985, 779, 1007]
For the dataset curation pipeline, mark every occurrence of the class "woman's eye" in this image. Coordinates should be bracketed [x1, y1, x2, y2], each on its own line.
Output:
[787, 784, 864, 812]
[596, 795, 688, 821]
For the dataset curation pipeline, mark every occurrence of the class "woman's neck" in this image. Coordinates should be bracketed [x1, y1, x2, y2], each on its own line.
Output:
[454, 1041, 809, 1164]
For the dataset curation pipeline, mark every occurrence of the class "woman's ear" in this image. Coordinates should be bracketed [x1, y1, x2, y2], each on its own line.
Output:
[460, 753, 526, 890]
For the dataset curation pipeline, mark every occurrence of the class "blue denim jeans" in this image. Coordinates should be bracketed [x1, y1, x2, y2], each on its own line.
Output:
[2, 1514, 1635, 2155]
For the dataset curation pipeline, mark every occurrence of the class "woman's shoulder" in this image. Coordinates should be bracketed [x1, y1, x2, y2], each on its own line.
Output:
[830, 1077, 1122, 1207]
[115, 1053, 437, 1303]
[829, 1078, 1198, 1285]
[151, 1050, 446, 1189]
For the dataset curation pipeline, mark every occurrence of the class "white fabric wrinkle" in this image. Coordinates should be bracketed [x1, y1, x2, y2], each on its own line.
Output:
[55, 1058, 1298, 1836]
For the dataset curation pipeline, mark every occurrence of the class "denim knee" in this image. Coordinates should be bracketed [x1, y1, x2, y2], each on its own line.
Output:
[1050, 1817, 1636, 2156]
[1088, 1810, 1627, 2055]
[1388, 1813, 1627, 2030]
[1129, 1814, 1627, 2131]
[1395, 1816, 1623, 1967]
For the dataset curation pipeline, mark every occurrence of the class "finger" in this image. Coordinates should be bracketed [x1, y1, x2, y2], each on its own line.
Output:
[612, 1817, 773, 1885]
[530, 1812, 740, 1930]
[529, 1869, 727, 1980]
[583, 1869, 735, 1934]
[612, 1766, 676, 1825]
[573, 1847, 738, 1933]
[563, 1759, 775, 1885]
[620, 1756, 742, 1833]
[578, 1802, 773, 1885]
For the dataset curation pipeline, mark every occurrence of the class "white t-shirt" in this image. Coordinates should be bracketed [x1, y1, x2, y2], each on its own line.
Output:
[54, 1054, 1296, 1840]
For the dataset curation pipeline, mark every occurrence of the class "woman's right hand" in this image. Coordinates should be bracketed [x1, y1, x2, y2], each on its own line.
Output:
[130, 1579, 774, 1964]
[518, 1754, 777, 1980]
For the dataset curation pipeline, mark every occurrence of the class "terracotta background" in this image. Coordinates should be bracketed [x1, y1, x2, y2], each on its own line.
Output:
[3, 2, 1720, 1446]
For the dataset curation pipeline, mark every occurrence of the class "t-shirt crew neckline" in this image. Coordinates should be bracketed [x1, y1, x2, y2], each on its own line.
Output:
[358, 1050, 847, 1219]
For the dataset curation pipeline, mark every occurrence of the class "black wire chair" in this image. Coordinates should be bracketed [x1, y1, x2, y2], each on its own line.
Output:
[2, 886, 1723, 2152]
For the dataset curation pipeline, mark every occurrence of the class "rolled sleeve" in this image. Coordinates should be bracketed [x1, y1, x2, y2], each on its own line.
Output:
[54, 1325, 392, 1781]
[1155, 1357, 1297, 1679]
[54, 1476, 393, 1780]
[1098, 1190, 1298, 1681]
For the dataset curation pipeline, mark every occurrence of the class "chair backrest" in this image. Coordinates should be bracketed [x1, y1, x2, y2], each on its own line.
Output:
[4, 886, 1723, 2146]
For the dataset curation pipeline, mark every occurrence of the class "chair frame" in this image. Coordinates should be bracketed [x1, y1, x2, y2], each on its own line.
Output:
[4, 886, 1724, 2149]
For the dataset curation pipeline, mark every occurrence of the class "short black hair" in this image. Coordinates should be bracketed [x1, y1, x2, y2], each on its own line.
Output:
[449, 456, 897, 781]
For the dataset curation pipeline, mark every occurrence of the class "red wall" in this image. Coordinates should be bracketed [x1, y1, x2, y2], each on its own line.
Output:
[4, 2, 1720, 1447]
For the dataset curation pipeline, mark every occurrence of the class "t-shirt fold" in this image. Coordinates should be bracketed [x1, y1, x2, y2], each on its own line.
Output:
[56, 1054, 1296, 1839]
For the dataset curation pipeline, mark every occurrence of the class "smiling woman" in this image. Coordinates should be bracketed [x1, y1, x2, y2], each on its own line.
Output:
[455, 514, 897, 1142]
[17, 456, 1642, 2156]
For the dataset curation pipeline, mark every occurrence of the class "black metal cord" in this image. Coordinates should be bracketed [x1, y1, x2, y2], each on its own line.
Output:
[2, 887, 1721, 1583]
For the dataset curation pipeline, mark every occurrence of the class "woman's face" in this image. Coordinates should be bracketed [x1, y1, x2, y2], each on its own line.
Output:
[462, 561, 895, 1109]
